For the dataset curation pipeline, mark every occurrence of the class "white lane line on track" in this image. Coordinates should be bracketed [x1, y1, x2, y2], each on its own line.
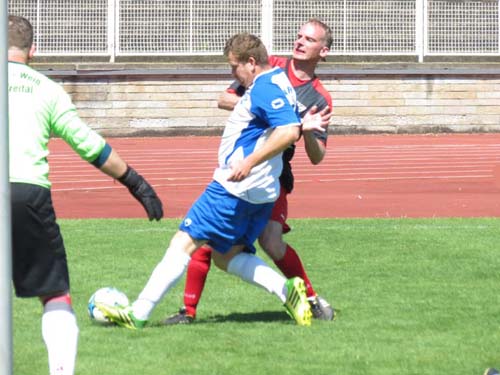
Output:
[49, 148, 500, 162]
[51, 175, 213, 184]
[48, 141, 500, 191]
[51, 173, 493, 191]
[49, 167, 495, 182]
[51, 182, 208, 192]
[50, 164, 497, 185]
[311, 174, 492, 182]
[51, 167, 493, 183]
[48, 156, 499, 168]
[293, 154, 500, 161]
[48, 153, 500, 164]
[292, 164, 498, 171]
[48, 144, 500, 156]
[322, 144, 500, 151]
[51, 157, 500, 174]
[283, 169, 492, 177]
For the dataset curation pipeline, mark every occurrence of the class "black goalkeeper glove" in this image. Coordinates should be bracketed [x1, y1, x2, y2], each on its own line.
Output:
[118, 165, 163, 221]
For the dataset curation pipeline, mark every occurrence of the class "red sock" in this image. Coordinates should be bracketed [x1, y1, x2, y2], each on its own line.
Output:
[41, 293, 73, 306]
[183, 245, 212, 317]
[274, 245, 316, 298]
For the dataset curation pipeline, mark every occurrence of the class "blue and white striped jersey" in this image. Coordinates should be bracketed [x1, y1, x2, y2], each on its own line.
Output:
[213, 67, 301, 204]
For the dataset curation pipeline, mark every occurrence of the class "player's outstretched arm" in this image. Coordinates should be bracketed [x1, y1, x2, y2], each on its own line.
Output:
[99, 149, 164, 221]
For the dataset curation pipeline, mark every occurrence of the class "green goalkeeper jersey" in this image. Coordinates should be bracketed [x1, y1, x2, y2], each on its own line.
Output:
[8, 61, 106, 188]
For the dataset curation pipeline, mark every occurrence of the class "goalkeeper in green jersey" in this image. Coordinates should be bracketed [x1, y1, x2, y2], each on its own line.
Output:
[8, 15, 163, 375]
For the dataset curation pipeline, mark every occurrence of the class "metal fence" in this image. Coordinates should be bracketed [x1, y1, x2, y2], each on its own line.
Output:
[8, 0, 500, 61]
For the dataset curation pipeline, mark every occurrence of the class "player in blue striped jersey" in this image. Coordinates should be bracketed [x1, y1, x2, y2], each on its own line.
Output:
[97, 33, 331, 329]
[164, 19, 335, 326]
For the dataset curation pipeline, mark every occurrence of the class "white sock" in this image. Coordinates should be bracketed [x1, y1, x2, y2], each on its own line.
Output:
[132, 246, 191, 320]
[227, 252, 287, 303]
[41, 301, 79, 375]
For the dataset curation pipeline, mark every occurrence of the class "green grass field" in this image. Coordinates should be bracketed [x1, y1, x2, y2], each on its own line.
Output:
[13, 218, 500, 375]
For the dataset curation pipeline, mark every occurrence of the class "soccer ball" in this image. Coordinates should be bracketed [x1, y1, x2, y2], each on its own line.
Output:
[88, 287, 129, 324]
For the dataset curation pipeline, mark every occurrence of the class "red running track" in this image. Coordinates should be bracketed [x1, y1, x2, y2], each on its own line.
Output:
[48, 134, 500, 219]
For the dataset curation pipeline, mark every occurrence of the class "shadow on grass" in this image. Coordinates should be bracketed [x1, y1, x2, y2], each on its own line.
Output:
[204, 310, 289, 323]
[150, 310, 289, 327]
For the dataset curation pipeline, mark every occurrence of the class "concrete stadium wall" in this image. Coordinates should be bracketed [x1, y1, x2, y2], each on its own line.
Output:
[40, 63, 500, 136]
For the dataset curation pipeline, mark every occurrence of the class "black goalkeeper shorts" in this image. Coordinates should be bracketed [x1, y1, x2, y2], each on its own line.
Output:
[11, 183, 70, 298]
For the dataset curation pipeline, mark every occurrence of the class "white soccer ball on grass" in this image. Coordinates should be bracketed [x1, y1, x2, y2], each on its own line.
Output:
[88, 287, 129, 324]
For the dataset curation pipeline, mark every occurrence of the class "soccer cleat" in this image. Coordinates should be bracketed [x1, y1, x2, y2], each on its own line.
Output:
[95, 303, 146, 330]
[284, 277, 312, 326]
[161, 307, 195, 325]
[484, 369, 500, 375]
[309, 295, 336, 321]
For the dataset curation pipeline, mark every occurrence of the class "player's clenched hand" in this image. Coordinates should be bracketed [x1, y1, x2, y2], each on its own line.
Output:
[118, 166, 163, 220]
[302, 105, 331, 133]
[227, 159, 252, 182]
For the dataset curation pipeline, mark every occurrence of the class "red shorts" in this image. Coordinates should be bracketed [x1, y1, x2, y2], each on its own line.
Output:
[269, 186, 291, 234]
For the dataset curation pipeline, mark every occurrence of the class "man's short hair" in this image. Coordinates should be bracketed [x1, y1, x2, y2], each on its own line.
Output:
[224, 33, 268, 65]
[8, 15, 33, 51]
[307, 18, 333, 49]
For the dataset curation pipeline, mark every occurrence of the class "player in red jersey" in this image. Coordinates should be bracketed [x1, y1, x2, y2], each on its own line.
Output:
[163, 19, 335, 324]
